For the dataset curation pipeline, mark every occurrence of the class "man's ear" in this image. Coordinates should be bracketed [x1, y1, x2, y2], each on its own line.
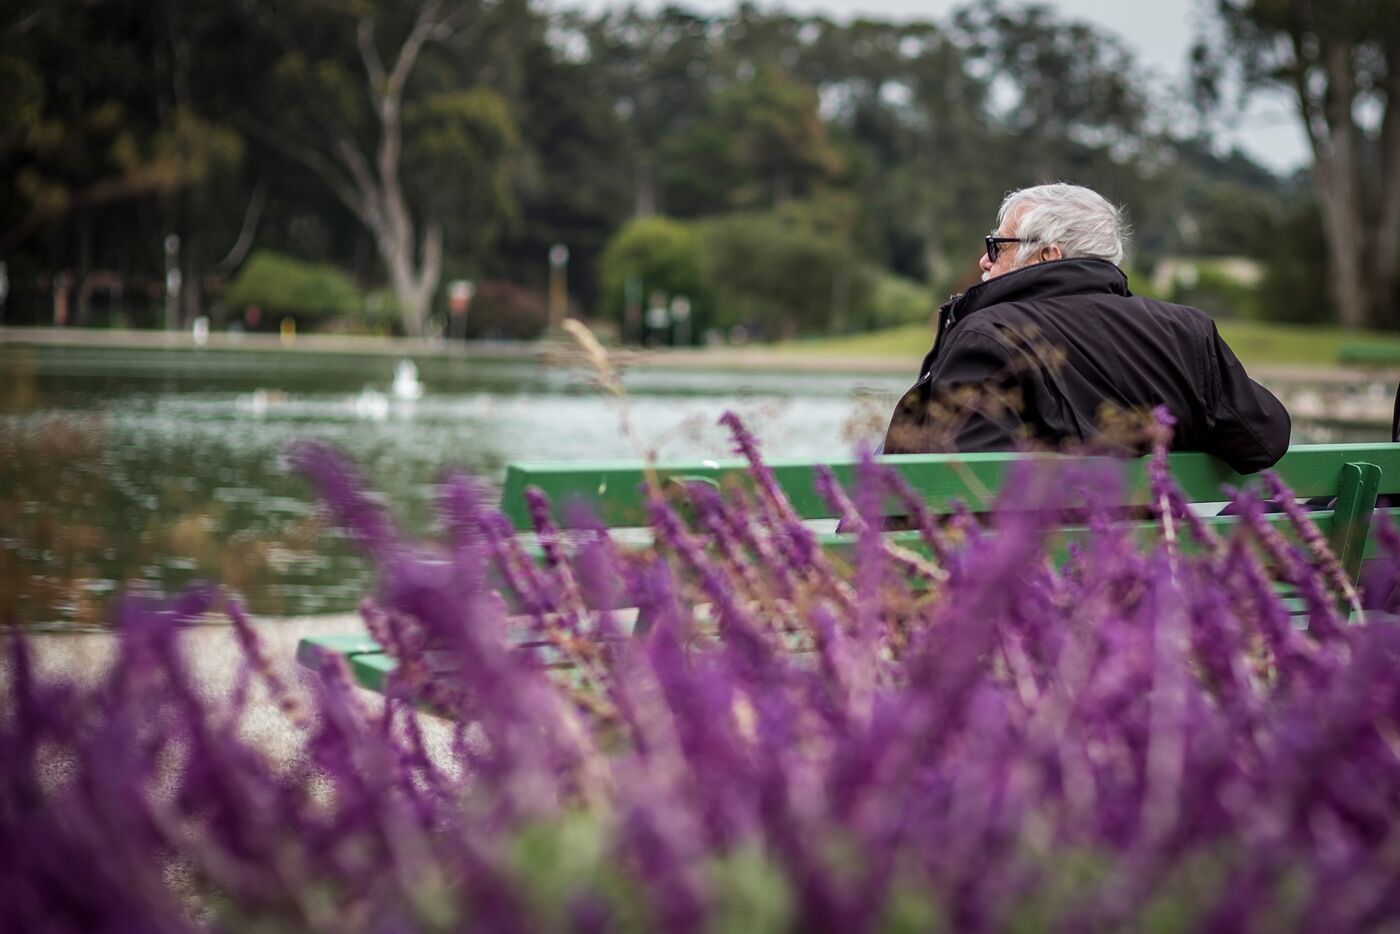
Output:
[1040, 244, 1063, 262]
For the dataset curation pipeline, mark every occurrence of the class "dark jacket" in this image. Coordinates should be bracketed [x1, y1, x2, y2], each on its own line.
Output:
[883, 257, 1291, 474]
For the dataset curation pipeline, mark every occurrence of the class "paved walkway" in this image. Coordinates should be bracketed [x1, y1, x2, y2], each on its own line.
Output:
[11, 612, 474, 766]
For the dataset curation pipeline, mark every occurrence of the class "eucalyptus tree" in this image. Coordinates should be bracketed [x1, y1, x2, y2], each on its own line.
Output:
[0, 1, 260, 325]
[572, 7, 720, 218]
[1199, 0, 1400, 329]
[247, 0, 518, 336]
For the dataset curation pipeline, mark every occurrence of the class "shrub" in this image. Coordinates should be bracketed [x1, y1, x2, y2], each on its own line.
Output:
[699, 212, 871, 339]
[597, 217, 709, 344]
[856, 271, 935, 330]
[7, 416, 1400, 930]
[1169, 264, 1264, 321]
[461, 278, 550, 340]
[224, 250, 362, 326]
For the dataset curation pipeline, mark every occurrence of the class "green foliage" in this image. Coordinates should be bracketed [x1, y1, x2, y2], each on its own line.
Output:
[711, 65, 843, 208]
[699, 209, 871, 340]
[1167, 263, 1264, 321]
[506, 813, 651, 931]
[705, 845, 794, 934]
[224, 251, 362, 323]
[598, 216, 709, 338]
[2, 0, 1335, 331]
[1198, 0, 1400, 328]
[358, 290, 403, 335]
[858, 272, 936, 330]
[1257, 198, 1333, 325]
[404, 88, 521, 247]
[1122, 265, 1166, 302]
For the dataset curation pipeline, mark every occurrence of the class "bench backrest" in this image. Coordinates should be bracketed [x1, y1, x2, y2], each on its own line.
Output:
[297, 443, 1400, 695]
[502, 443, 1400, 583]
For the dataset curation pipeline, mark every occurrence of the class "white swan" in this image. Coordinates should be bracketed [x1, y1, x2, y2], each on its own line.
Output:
[392, 359, 424, 401]
[354, 387, 390, 420]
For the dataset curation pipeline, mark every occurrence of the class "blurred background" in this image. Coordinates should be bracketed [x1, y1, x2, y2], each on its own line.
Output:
[3, 0, 1397, 626]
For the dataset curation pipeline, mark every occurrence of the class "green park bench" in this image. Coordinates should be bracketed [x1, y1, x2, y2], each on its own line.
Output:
[1338, 343, 1400, 367]
[296, 443, 1400, 695]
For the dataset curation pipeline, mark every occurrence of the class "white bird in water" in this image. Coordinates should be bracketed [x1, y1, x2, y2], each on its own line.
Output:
[392, 359, 424, 401]
[354, 386, 390, 420]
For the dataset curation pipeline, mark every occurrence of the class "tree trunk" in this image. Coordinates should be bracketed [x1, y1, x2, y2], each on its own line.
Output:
[1314, 156, 1372, 329]
[1369, 65, 1400, 329]
[75, 212, 95, 326]
[381, 221, 442, 337]
[634, 157, 656, 217]
[1298, 40, 1374, 329]
[258, 1, 448, 339]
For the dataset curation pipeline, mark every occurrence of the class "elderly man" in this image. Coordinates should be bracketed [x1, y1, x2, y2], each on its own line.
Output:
[883, 183, 1291, 474]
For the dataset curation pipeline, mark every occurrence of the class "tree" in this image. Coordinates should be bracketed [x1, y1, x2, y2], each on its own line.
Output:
[597, 216, 708, 341]
[569, 7, 718, 218]
[1200, 1, 1400, 329]
[0, 1, 248, 326]
[700, 204, 871, 340]
[251, 0, 518, 336]
[224, 250, 362, 325]
[712, 65, 843, 207]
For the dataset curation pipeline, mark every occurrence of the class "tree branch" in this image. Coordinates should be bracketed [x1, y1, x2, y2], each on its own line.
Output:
[357, 19, 388, 96]
[385, 0, 444, 105]
[210, 176, 269, 276]
[334, 134, 386, 230]
[240, 116, 375, 230]
[0, 170, 198, 256]
[364, 0, 446, 265]
[1287, 30, 1328, 162]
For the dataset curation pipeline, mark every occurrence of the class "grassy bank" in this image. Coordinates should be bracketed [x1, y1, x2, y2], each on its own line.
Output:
[774, 318, 1400, 369]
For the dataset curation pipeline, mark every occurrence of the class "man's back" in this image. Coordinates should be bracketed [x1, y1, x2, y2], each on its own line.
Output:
[884, 258, 1291, 474]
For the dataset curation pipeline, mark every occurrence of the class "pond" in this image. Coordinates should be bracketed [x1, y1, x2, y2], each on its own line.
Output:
[2, 343, 907, 627]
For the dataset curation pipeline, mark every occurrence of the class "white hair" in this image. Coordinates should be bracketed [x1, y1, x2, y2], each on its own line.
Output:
[997, 183, 1129, 267]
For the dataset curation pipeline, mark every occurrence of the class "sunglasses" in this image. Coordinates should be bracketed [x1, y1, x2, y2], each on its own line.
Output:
[984, 235, 1023, 264]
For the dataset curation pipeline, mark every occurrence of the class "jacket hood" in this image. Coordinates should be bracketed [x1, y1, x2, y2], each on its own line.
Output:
[945, 257, 1130, 325]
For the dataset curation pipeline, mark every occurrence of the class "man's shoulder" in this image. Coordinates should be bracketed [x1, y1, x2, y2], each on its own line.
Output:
[978, 291, 1216, 332]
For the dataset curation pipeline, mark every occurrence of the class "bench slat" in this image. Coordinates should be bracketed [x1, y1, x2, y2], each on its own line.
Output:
[1331, 462, 1382, 583]
[503, 444, 1400, 531]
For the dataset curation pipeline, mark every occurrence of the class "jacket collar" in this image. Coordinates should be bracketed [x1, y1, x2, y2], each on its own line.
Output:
[922, 258, 1131, 375]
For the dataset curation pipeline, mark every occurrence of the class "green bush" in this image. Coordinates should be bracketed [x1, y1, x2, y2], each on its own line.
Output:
[224, 251, 362, 325]
[1167, 264, 1263, 321]
[597, 217, 709, 343]
[857, 272, 935, 330]
[699, 211, 871, 340]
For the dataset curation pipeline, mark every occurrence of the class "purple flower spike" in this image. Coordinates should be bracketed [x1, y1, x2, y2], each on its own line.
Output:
[285, 439, 399, 560]
[9, 425, 1400, 932]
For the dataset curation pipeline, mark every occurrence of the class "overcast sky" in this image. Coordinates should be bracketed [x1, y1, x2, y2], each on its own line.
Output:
[543, 0, 1310, 175]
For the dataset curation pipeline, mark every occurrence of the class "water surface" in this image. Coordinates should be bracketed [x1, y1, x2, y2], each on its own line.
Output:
[2, 344, 905, 626]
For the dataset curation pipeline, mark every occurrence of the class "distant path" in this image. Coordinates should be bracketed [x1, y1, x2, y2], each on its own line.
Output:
[4, 324, 1397, 385]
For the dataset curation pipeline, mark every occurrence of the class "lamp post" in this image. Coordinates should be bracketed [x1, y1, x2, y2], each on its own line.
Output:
[645, 290, 669, 346]
[671, 295, 691, 347]
[448, 279, 475, 342]
[163, 234, 181, 331]
[548, 244, 569, 330]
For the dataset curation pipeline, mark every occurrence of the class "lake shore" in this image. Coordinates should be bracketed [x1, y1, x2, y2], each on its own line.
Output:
[6, 324, 1394, 384]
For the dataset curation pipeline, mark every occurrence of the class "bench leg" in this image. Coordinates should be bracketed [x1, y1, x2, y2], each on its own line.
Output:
[1330, 461, 1381, 588]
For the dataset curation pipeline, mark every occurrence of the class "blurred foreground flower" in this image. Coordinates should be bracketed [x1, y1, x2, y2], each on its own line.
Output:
[5, 416, 1400, 932]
